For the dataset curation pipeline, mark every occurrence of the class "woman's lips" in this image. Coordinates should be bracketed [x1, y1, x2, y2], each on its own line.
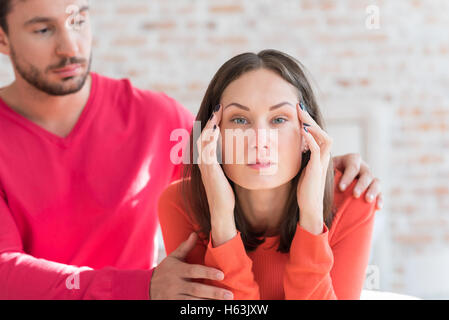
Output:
[247, 161, 274, 170]
[52, 64, 82, 78]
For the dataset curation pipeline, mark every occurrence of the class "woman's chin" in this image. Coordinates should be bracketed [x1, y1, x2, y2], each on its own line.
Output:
[228, 172, 289, 191]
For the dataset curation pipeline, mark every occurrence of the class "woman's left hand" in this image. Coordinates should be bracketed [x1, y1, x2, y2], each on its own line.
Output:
[296, 103, 334, 235]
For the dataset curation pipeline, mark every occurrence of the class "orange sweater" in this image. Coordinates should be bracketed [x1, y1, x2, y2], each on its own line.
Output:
[157, 170, 376, 300]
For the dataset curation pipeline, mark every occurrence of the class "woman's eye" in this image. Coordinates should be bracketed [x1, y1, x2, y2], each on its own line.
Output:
[231, 118, 248, 125]
[272, 117, 287, 124]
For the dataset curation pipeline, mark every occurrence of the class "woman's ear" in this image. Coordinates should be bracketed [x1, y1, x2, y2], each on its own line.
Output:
[301, 136, 309, 153]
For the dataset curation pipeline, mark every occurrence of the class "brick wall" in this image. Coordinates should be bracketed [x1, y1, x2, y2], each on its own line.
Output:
[1, 0, 448, 299]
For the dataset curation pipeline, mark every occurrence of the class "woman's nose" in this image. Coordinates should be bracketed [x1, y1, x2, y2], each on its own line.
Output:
[249, 126, 274, 151]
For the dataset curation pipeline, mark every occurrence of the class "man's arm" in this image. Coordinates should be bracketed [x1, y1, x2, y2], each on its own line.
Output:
[0, 193, 152, 300]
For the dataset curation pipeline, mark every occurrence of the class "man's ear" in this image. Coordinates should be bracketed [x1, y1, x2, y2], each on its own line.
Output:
[0, 27, 11, 56]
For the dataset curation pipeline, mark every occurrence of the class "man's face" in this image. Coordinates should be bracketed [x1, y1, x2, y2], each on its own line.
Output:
[2, 0, 92, 96]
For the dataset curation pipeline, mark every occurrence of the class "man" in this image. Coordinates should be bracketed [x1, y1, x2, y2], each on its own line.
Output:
[0, 0, 382, 299]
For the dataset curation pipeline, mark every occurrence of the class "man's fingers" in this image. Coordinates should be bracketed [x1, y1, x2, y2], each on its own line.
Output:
[178, 294, 209, 300]
[376, 193, 384, 210]
[183, 282, 234, 300]
[365, 178, 381, 203]
[338, 158, 361, 191]
[353, 170, 374, 198]
[180, 263, 224, 281]
[169, 232, 198, 260]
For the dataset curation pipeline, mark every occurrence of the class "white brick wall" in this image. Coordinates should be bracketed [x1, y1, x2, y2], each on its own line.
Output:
[1, 0, 448, 299]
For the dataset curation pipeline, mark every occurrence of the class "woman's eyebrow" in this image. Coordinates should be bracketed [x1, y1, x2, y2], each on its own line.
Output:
[224, 102, 295, 111]
[269, 102, 295, 111]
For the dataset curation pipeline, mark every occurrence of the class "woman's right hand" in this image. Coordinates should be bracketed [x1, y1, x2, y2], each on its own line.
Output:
[196, 104, 237, 247]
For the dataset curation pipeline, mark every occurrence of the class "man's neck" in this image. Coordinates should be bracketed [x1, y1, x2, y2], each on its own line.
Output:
[0, 74, 92, 138]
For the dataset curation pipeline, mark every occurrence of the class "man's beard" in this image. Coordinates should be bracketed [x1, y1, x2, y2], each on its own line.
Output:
[10, 48, 92, 96]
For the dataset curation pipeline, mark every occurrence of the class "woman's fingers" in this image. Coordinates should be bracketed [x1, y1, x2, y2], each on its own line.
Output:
[304, 125, 333, 157]
[302, 126, 321, 166]
[296, 103, 333, 155]
[297, 102, 318, 125]
[196, 104, 223, 165]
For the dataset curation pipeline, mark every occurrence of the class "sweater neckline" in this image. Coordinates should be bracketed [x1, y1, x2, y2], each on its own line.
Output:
[0, 72, 98, 149]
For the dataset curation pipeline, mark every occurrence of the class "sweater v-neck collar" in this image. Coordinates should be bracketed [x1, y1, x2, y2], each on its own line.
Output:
[0, 73, 98, 149]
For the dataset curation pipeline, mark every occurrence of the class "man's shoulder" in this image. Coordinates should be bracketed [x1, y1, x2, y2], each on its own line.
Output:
[93, 72, 171, 105]
[93, 72, 194, 126]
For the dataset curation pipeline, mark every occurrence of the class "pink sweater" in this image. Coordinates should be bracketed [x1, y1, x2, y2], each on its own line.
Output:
[0, 73, 194, 299]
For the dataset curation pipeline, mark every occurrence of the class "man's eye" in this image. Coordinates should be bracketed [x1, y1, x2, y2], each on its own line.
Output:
[34, 28, 49, 34]
[231, 118, 248, 125]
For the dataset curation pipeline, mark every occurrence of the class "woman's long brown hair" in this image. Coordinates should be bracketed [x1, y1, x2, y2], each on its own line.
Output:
[182, 49, 335, 253]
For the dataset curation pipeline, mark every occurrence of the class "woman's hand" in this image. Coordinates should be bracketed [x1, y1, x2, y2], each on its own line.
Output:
[296, 103, 334, 235]
[196, 104, 237, 247]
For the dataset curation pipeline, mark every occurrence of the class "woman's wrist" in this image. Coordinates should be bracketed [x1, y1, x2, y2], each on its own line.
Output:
[211, 214, 237, 247]
[299, 210, 324, 235]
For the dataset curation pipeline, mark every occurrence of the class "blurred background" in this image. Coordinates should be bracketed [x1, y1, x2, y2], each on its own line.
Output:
[1, 0, 448, 299]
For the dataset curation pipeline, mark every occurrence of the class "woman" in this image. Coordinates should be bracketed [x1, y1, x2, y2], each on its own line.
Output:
[158, 50, 377, 300]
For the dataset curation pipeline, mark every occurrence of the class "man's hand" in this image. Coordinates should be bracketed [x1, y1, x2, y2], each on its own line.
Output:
[150, 232, 234, 300]
[333, 154, 383, 210]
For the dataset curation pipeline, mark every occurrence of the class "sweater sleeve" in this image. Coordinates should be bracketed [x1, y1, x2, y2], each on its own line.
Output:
[166, 96, 194, 183]
[0, 192, 153, 300]
[328, 193, 377, 299]
[157, 183, 206, 264]
[284, 190, 376, 300]
[203, 232, 260, 300]
[158, 183, 260, 300]
[283, 223, 336, 300]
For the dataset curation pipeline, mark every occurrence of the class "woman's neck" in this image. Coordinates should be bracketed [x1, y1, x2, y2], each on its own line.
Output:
[234, 182, 292, 237]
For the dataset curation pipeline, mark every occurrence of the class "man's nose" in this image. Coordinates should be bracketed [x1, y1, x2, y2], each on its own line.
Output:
[55, 30, 79, 57]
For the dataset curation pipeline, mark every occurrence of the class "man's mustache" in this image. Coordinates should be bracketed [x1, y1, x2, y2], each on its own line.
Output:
[47, 57, 87, 71]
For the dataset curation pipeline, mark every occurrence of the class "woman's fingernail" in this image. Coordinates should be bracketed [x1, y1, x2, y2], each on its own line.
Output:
[213, 125, 217, 131]
[367, 194, 374, 203]
[340, 183, 347, 191]
[214, 104, 221, 113]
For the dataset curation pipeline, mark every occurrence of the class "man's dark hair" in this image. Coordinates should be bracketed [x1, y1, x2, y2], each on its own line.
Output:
[0, 0, 13, 34]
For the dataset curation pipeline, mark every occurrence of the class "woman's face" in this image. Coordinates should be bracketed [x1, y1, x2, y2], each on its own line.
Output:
[219, 68, 306, 190]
